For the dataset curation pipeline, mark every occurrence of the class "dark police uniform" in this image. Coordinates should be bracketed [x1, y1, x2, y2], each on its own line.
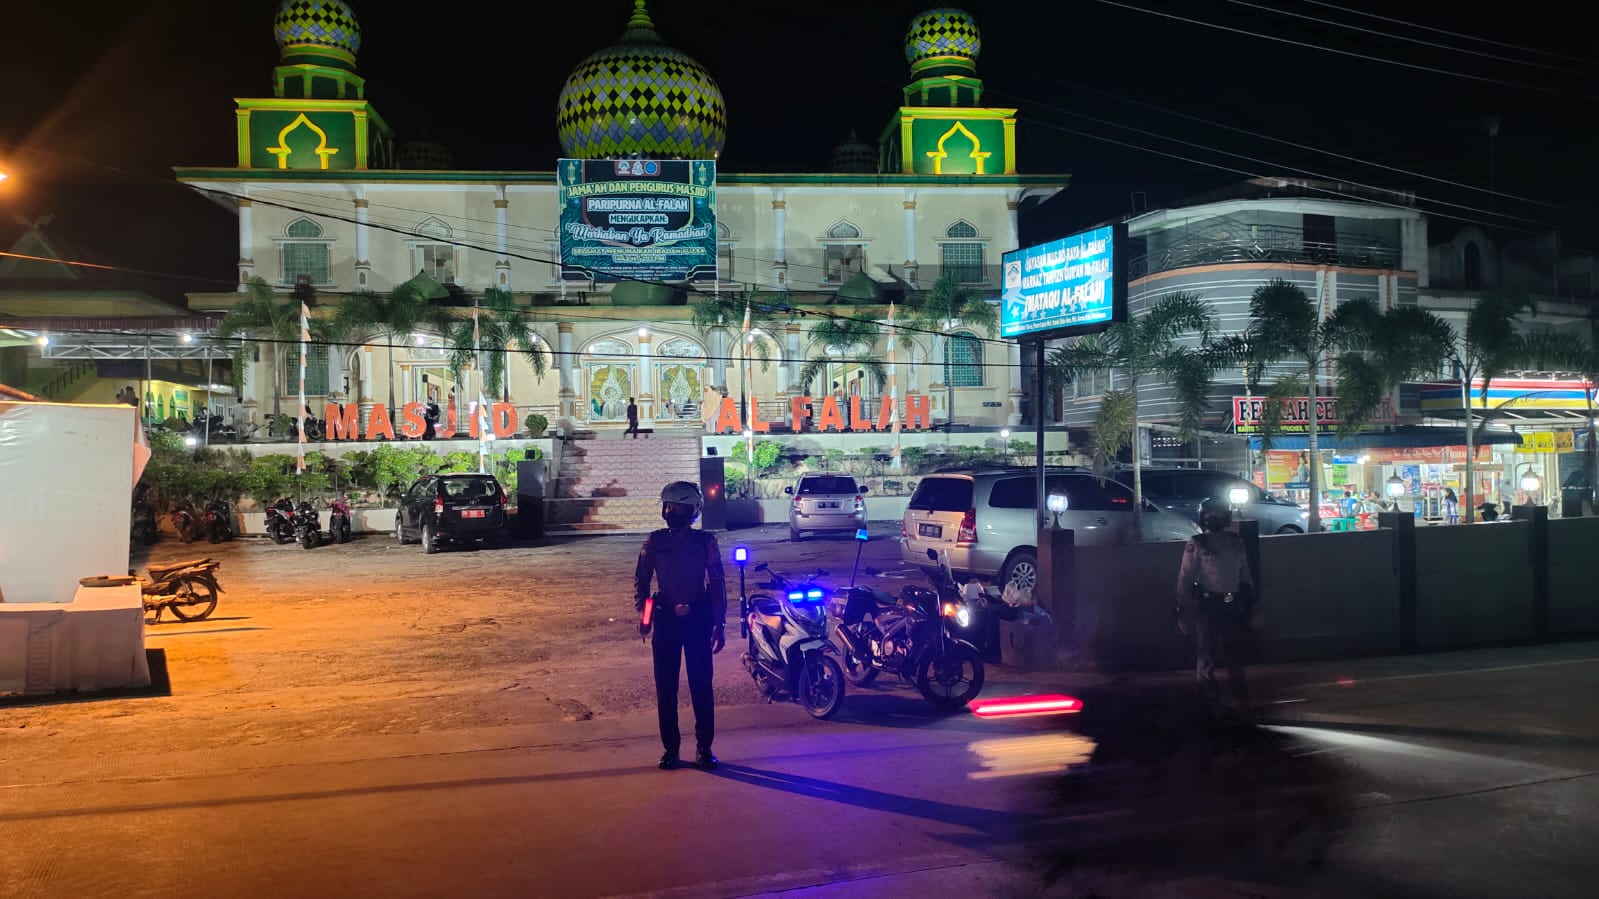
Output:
[635, 525, 727, 761]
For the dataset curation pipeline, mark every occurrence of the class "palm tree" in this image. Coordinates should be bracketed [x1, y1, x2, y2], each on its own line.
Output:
[1047, 291, 1230, 530]
[900, 272, 999, 430]
[1244, 280, 1398, 532]
[1415, 292, 1537, 522]
[333, 279, 454, 415]
[796, 315, 886, 402]
[216, 277, 337, 424]
[444, 288, 549, 403]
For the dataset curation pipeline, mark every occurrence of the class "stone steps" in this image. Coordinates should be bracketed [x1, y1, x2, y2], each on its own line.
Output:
[544, 435, 701, 534]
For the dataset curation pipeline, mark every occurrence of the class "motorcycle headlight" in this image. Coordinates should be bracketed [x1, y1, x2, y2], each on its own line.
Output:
[942, 602, 971, 628]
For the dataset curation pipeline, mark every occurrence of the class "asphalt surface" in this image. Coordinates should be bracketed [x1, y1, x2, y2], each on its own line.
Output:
[3, 525, 1597, 898]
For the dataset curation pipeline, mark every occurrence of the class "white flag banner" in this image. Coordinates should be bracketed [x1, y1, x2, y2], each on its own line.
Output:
[741, 298, 753, 464]
[475, 300, 492, 474]
[297, 300, 310, 474]
[888, 299, 901, 467]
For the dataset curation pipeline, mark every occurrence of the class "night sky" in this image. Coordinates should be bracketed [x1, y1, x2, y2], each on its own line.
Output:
[4, 0, 1597, 289]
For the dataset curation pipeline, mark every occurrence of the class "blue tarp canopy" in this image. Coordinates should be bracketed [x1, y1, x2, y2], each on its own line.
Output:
[1248, 426, 1522, 451]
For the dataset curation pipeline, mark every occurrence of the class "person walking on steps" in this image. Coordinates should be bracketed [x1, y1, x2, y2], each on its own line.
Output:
[625, 396, 640, 438]
[1175, 499, 1257, 712]
[635, 481, 727, 770]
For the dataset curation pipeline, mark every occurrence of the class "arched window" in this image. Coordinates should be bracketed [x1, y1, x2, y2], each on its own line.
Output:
[940, 220, 985, 284]
[1463, 241, 1482, 289]
[280, 218, 332, 286]
[944, 330, 984, 387]
[657, 337, 704, 358]
[412, 217, 456, 284]
[823, 221, 866, 284]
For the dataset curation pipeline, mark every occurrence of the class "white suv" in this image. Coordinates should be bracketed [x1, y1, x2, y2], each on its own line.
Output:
[900, 467, 1200, 595]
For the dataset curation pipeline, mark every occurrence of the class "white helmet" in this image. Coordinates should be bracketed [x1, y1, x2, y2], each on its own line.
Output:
[661, 481, 703, 522]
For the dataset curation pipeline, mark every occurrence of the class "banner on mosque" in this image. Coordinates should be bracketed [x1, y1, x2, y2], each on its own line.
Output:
[558, 158, 718, 284]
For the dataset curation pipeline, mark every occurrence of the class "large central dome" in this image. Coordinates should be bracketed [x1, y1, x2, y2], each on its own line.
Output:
[556, 1, 726, 159]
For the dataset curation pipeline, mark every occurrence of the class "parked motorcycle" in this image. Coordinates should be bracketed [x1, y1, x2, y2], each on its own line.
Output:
[190, 411, 237, 444]
[265, 497, 297, 545]
[202, 498, 233, 543]
[83, 558, 224, 623]
[328, 494, 353, 544]
[834, 543, 985, 711]
[739, 559, 846, 719]
[169, 498, 201, 544]
[295, 499, 323, 550]
[131, 484, 158, 546]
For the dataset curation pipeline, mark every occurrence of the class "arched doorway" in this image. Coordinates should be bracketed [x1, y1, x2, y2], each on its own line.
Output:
[582, 336, 635, 422]
[655, 336, 707, 420]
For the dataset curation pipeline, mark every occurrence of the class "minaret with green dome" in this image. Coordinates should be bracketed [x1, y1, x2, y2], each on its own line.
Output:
[233, 0, 394, 170]
[882, 8, 1016, 176]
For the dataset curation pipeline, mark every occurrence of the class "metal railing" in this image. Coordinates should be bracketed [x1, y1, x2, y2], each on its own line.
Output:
[1130, 234, 1401, 279]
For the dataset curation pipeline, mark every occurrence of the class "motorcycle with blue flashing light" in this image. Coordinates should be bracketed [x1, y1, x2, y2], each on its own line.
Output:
[736, 550, 845, 719]
[834, 537, 986, 711]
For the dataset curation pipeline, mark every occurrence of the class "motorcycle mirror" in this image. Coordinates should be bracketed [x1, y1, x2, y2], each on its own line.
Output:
[755, 562, 770, 572]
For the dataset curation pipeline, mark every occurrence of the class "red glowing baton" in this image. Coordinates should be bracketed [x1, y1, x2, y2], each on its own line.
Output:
[640, 596, 654, 643]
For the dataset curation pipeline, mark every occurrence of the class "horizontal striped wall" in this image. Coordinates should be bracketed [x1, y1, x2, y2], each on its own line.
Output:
[1061, 263, 1418, 430]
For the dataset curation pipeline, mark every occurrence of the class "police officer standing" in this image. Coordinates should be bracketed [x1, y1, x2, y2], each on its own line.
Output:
[1175, 499, 1257, 710]
[636, 481, 727, 770]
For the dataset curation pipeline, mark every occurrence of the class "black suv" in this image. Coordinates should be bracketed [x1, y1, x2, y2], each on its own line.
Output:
[1117, 467, 1309, 534]
[395, 473, 509, 553]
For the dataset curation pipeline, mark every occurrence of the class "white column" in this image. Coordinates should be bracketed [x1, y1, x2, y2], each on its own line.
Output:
[557, 322, 577, 420]
[638, 328, 655, 424]
[494, 187, 511, 290]
[353, 190, 371, 291]
[1006, 340, 1023, 427]
[710, 328, 729, 391]
[237, 197, 254, 290]
[785, 325, 802, 395]
[240, 348, 259, 426]
[771, 192, 788, 289]
[930, 333, 947, 422]
[903, 191, 919, 288]
[908, 342, 922, 394]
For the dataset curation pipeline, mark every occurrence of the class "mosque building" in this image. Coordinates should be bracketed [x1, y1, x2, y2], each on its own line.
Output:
[175, 1, 1071, 435]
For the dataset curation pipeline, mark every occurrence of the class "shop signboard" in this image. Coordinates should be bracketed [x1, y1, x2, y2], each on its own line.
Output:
[558, 158, 717, 283]
[1000, 223, 1128, 340]
[1264, 451, 1311, 490]
[1514, 431, 1576, 453]
[1233, 395, 1395, 433]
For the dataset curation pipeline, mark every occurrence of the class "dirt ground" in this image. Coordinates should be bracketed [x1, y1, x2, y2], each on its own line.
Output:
[2, 524, 914, 767]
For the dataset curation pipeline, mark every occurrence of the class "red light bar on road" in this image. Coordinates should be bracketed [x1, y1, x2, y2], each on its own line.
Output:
[968, 694, 1083, 719]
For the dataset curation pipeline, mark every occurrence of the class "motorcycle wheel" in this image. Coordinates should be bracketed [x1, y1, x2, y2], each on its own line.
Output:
[300, 529, 318, 550]
[915, 643, 985, 711]
[176, 521, 193, 544]
[839, 641, 879, 686]
[336, 521, 351, 543]
[166, 578, 218, 622]
[271, 523, 290, 545]
[799, 654, 845, 719]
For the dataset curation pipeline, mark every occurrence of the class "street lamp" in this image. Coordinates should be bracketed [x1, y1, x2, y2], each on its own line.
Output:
[1046, 492, 1068, 529]
[1386, 474, 1405, 499]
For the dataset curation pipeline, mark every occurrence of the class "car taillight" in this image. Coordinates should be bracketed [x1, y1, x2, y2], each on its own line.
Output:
[957, 508, 977, 544]
[853, 495, 865, 513]
[434, 497, 444, 515]
[499, 490, 507, 506]
[792, 495, 802, 511]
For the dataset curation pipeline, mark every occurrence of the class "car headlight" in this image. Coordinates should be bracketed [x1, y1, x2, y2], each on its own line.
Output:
[1300, 510, 1309, 519]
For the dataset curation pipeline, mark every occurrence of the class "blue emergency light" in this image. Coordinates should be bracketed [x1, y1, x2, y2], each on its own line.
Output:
[732, 545, 749, 566]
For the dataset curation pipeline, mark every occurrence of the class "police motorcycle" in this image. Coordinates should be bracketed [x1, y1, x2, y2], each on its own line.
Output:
[734, 546, 846, 719]
[833, 534, 985, 711]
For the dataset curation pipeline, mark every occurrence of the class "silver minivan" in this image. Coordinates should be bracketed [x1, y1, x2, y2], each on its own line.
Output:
[787, 473, 869, 541]
[900, 468, 1200, 594]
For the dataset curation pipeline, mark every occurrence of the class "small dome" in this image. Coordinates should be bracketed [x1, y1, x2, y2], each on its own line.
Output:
[831, 131, 876, 174]
[556, 1, 726, 159]
[905, 8, 980, 75]
[274, 0, 362, 57]
[398, 139, 455, 170]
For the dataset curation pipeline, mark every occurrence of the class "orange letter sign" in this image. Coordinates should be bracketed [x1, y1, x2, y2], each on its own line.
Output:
[789, 396, 812, 432]
[905, 394, 931, 429]
[367, 403, 397, 441]
[748, 395, 771, 432]
[816, 396, 845, 432]
[492, 402, 516, 439]
[325, 403, 361, 440]
[399, 402, 425, 439]
[714, 397, 742, 434]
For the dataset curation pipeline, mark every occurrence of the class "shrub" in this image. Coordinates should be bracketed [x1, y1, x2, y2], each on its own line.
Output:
[524, 412, 548, 437]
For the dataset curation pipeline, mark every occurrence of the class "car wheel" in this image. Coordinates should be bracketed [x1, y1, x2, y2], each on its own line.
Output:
[422, 523, 438, 554]
[1001, 549, 1038, 598]
[1276, 525, 1304, 535]
[395, 517, 408, 545]
[790, 527, 803, 542]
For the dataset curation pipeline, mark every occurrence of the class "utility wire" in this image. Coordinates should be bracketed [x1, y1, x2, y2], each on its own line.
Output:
[1092, 0, 1591, 98]
[1005, 92, 1547, 226]
[1024, 80, 1562, 208]
[1298, 0, 1597, 66]
[1223, 0, 1588, 74]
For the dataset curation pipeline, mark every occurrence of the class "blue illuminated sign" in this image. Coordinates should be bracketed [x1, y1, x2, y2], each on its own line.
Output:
[1000, 225, 1126, 340]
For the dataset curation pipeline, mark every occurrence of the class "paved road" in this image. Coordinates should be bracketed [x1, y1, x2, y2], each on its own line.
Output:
[3, 526, 1596, 897]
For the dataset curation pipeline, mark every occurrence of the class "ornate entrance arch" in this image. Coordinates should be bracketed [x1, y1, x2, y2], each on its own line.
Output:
[582, 336, 635, 421]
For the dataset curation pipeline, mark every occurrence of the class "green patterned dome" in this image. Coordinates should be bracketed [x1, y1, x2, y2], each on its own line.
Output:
[556, 1, 726, 159]
[905, 8, 981, 75]
[274, 0, 362, 60]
